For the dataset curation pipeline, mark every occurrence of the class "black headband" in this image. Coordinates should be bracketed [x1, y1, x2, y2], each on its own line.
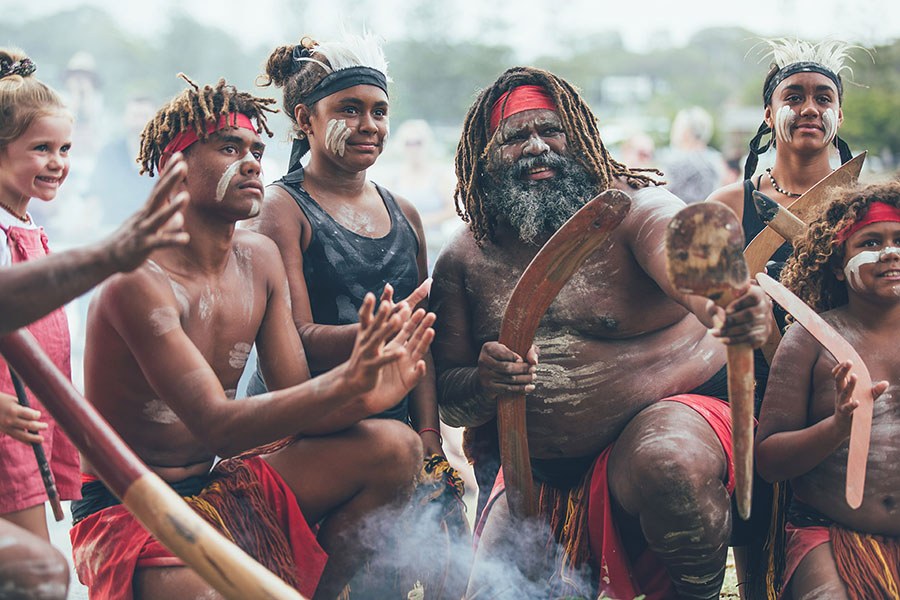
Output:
[301, 66, 388, 107]
[763, 61, 842, 105]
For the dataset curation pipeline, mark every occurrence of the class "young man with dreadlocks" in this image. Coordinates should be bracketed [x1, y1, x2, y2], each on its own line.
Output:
[69, 75, 435, 600]
[430, 66, 773, 599]
[756, 181, 900, 599]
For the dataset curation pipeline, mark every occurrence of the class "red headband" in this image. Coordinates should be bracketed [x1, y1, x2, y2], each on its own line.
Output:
[834, 201, 900, 244]
[489, 85, 557, 133]
[159, 112, 256, 170]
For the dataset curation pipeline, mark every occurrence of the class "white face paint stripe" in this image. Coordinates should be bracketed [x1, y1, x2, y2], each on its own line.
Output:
[215, 152, 255, 202]
[845, 250, 881, 291]
[822, 108, 838, 145]
[775, 105, 796, 144]
[325, 119, 351, 157]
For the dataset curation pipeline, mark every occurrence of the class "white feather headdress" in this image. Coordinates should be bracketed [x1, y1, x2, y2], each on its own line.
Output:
[297, 32, 390, 80]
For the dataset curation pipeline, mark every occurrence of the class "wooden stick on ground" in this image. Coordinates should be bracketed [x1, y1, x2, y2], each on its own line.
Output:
[0, 330, 305, 600]
[7, 367, 65, 522]
[756, 273, 874, 509]
[497, 189, 631, 519]
[665, 203, 755, 520]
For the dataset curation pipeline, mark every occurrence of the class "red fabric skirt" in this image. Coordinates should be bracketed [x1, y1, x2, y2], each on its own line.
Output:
[476, 394, 735, 599]
[70, 456, 327, 599]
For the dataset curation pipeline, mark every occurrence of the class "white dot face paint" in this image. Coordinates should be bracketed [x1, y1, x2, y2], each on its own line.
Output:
[774, 105, 796, 144]
[325, 119, 352, 157]
[822, 108, 838, 145]
[228, 342, 252, 370]
[148, 307, 180, 336]
[215, 152, 256, 202]
[844, 246, 900, 292]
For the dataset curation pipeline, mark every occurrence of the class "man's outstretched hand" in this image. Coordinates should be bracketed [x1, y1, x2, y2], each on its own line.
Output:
[105, 153, 191, 272]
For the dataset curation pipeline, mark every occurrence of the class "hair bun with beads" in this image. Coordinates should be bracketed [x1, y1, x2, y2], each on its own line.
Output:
[0, 56, 36, 80]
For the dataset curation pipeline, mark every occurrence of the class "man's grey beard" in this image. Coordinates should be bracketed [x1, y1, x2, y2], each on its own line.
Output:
[483, 152, 597, 245]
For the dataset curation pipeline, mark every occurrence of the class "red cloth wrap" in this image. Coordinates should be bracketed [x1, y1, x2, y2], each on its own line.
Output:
[475, 394, 735, 599]
[70, 456, 327, 600]
[489, 85, 557, 133]
[0, 224, 80, 513]
[778, 521, 831, 599]
[834, 201, 900, 244]
[159, 112, 256, 170]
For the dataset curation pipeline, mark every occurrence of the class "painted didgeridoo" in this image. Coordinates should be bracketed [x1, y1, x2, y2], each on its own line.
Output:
[497, 189, 631, 518]
[665, 203, 755, 520]
[7, 367, 65, 521]
[756, 273, 874, 509]
[0, 329, 305, 600]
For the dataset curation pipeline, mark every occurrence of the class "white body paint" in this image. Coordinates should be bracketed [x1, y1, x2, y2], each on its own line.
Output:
[325, 119, 352, 157]
[215, 152, 256, 202]
[774, 105, 796, 143]
[148, 306, 180, 336]
[228, 342, 252, 369]
[844, 246, 900, 292]
[141, 399, 181, 424]
[822, 108, 838, 145]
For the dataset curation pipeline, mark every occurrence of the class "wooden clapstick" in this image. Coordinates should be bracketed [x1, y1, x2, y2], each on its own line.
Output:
[665, 203, 755, 520]
[497, 189, 631, 518]
[756, 273, 874, 509]
[8, 368, 64, 521]
[0, 330, 305, 600]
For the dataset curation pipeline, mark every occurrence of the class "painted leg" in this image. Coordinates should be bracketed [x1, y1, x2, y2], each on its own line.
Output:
[609, 401, 731, 600]
[787, 543, 849, 600]
[0, 517, 69, 600]
[264, 419, 423, 600]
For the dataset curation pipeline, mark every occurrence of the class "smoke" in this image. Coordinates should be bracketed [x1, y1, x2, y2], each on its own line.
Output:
[342, 490, 599, 600]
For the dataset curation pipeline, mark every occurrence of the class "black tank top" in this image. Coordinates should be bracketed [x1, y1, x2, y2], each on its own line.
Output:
[270, 167, 420, 422]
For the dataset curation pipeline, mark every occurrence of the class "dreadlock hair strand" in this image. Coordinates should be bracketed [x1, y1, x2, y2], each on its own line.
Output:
[455, 66, 663, 244]
[138, 74, 277, 176]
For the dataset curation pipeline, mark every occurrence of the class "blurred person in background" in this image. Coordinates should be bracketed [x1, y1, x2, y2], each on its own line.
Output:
[660, 106, 726, 204]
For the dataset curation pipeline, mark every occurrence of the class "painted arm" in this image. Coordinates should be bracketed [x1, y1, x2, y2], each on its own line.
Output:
[0, 156, 190, 335]
[430, 239, 535, 428]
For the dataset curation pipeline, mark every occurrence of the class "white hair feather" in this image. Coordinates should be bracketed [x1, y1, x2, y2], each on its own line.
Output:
[300, 32, 390, 81]
[755, 38, 865, 78]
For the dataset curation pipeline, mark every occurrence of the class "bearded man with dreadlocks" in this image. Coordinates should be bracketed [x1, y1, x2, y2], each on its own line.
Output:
[756, 181, 900, 599]
[429, 67, 773, 599]
[69, 76, 435, 600]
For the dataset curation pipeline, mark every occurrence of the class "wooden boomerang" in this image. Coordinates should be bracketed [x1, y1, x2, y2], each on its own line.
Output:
[665, 203, 755, 520]
[755, 273, 873, 509]
[0, 330, 305, 600]
[497, 189, 631, 519]
[745, 152, 866, 363]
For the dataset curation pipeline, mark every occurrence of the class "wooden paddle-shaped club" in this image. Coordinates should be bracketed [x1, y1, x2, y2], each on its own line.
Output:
[0, 330, 306, 600]
[665, 203, 755, 519]
[498, 189, 631, 519]
[756, 273, 874, 509]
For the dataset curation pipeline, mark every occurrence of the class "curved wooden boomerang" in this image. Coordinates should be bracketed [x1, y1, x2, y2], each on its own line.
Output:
[745, 152, 866, 277]
[497, 189, 631, 518]
[0, 330, 305, 600]
[756, 273, 873, 509]
[745, 152, 867, 363]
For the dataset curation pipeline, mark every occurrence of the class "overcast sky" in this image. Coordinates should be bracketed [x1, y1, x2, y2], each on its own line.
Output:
[8, 0, 900, 58]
